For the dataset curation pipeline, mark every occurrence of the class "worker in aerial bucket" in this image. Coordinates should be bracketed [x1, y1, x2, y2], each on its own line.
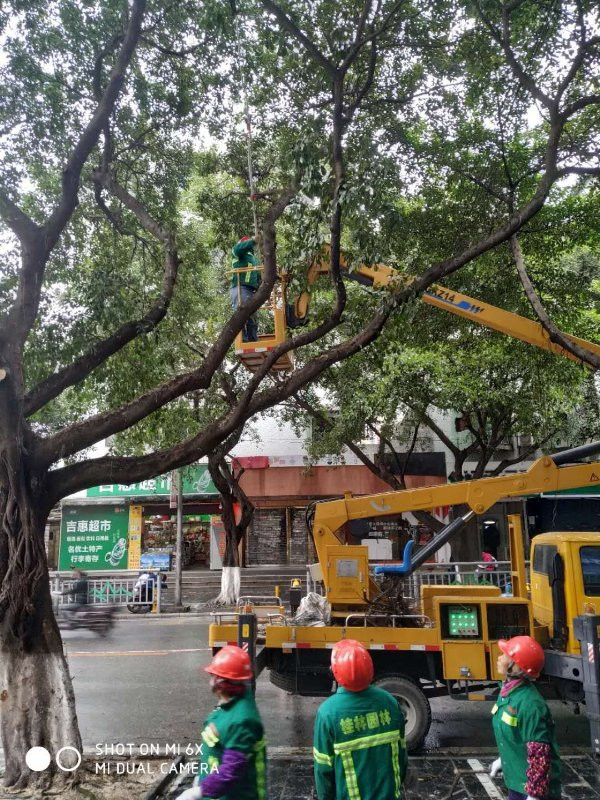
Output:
[490, 635, 561, 800]
[313, 639, 407, 800]
[230, 235, 261, 342]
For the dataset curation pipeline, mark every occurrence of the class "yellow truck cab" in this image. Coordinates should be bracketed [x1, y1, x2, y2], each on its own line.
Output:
[531, 532, 600, 655]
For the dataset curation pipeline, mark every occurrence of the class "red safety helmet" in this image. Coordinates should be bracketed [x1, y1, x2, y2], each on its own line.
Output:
[239, 235, 252, 242]
[331, 639, 374, 692]
[204, 645, 253, 681]
[498, 636, 545, 678]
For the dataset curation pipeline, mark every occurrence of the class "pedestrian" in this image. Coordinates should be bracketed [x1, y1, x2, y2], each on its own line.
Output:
[490, 635, 561, 800]
[483, 521, 501, 559]
[176, 645, 267, 800]
[62, 568, 89, 611]
[313, 639, 407, 800]
[230, 235, 262, 342]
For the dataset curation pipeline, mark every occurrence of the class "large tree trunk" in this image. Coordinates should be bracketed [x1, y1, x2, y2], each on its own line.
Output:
[0, 433, 81, 788]
[0, 605, 82, 790]
[209, 451, 254, 606]
[217, 536, 242, 606]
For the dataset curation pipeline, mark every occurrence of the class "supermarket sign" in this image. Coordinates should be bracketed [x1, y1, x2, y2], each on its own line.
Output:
[59, 504, 129, 571]
[86, 465, 218, 498]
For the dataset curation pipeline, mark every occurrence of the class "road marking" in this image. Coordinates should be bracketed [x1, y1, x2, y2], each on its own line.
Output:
[467, 759, 504, 799]
[67, 647, 211, 657]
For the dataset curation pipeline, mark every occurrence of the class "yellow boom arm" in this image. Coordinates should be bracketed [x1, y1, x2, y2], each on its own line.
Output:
[294, 246, 600, 366]
[312, 444, 600, 577]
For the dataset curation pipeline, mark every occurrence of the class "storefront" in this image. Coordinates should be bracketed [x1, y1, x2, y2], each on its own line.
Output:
[57, 466, 221, 572]
[238, 459, 448, 566]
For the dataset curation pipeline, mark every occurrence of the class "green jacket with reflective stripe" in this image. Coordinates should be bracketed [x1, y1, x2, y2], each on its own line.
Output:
[198, 691, 267, 800]
[492, 680, 561, 799]
[313, 685, 407, 800]
[231, 238, 261, 289]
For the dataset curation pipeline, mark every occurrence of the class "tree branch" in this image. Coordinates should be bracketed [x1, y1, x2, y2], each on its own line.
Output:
[510, 235, 600, 370]
[34, 186, 295, 465]
[292, 397, 442, 532]
[561, 93, 600, 118]
[259, 0, 334, 75]
[13, 0, 147, 346]
[24, 177, 180, 416]
[0, 191, 41, 246]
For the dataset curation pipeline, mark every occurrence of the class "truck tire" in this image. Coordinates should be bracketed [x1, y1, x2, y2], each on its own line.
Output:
[269, 669, 296, 693]
[373, 674, 431, 752]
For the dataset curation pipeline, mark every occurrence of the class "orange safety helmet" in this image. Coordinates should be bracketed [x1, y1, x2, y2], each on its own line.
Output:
[331, 639, 374, 692]
[498, 636, 545, 678]
[204, 645, 253, 681]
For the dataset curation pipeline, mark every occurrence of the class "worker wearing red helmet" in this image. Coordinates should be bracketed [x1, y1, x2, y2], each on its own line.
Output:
[490, 635, 561, 800]
[313, 639, 407, 800]
[230, 235, 262, 342]
[176, 645, 266, 800]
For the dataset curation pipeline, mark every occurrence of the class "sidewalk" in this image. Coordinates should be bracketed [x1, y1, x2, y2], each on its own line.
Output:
[156, 751, 599, 799]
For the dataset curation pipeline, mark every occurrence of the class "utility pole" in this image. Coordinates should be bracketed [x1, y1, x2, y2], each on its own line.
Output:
[174, 470, 183, 607]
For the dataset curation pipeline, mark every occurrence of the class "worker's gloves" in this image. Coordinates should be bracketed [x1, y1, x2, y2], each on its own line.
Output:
[525, 797, 540, 800]
[175, 787, 202, 800]
[489, 758, 502, 778]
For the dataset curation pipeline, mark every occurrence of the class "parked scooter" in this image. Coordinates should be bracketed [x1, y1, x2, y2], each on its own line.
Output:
[127, 570, 167, 614]
[58, 605, 117, 636]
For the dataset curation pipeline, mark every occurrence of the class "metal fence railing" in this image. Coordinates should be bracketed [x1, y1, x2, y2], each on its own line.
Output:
[399, 561, 516, 598]
[306, 560, 525, 599]
[49, 571, 164, 611]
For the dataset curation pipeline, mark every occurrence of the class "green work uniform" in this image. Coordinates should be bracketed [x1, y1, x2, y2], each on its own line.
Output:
[231, 238, 261, 290]
[198, 691, 267, 800]
[313, 685, 407, 800]
[491, 681, 561, 799]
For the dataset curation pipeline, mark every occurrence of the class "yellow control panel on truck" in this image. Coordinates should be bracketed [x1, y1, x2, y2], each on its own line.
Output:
[209, 442, 600, 753]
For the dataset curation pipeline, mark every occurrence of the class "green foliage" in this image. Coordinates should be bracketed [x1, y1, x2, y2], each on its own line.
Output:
[1, 0, 599, 467]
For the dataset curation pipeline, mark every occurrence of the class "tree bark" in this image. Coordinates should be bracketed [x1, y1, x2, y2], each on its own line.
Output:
[0, 479, 81, 789]
[208, 452, 254, 605]
[0, 598, 82, 790]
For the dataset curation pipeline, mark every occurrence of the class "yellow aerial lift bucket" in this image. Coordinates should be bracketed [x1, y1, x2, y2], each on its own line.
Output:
[229, 265, 293, 373]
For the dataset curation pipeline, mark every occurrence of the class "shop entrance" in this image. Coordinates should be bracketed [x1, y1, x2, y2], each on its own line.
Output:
[139, 501, 220, 571]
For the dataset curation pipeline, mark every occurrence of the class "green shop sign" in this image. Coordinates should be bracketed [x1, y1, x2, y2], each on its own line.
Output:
[86, 465, 218, 498]
[59, 505, 129, 571]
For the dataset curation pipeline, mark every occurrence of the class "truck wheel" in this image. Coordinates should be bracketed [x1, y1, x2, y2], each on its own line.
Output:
[269, 669, 296, 693]
[373, 675, 431, 752]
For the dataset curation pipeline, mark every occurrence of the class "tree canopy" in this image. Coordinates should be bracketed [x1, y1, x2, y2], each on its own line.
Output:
[1, 0, 600, 788]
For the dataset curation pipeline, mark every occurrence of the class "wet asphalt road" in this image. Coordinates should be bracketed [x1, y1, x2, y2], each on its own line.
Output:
[63, 617, 591, 752]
